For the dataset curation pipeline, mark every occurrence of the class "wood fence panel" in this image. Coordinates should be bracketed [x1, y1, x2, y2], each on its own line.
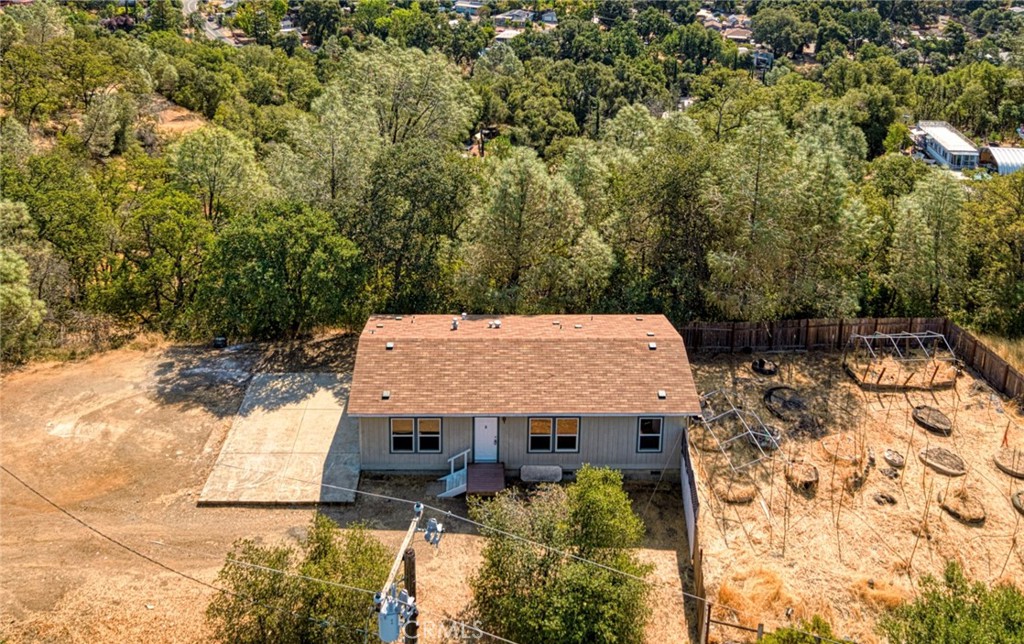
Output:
[681, 317, 1022, 403]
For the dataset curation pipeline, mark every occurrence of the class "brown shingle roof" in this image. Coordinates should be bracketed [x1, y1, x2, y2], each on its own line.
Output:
[348, 314, 701, 417]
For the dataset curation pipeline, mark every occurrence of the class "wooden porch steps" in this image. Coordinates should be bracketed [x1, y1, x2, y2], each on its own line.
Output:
[466, 462, 506, 496]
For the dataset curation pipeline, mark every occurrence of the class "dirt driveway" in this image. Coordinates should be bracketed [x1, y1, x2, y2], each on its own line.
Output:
[0, 340, 691, 643]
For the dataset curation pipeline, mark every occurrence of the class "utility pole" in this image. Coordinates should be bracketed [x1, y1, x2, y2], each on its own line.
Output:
[376, 505, 443, 643]
[403, 548, 417, 644]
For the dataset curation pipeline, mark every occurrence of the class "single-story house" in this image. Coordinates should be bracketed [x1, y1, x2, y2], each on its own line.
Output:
[540, 10, 557, 25]
[452, 0, 483, 18]
[912, 121, 979, 171]
[980, 146, 1024, 175]
[493, 9, 534, 27]
[723, 27, 752, 43]
[348, 314, 702, 496]
[494, 28, 522, 43]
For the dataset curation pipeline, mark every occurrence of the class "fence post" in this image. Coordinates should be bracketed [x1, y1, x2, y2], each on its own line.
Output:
[756, 623, 764, 640]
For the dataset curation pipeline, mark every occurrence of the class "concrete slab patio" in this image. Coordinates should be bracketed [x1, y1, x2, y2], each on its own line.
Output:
[199, 373, 359, 504]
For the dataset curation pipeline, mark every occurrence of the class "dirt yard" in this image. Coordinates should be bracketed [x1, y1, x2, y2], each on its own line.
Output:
[0, 338, 690, 643]
[690, 352, 1024, 644]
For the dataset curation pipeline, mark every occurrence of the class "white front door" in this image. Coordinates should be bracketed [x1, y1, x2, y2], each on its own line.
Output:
[474, 417, 499, 463]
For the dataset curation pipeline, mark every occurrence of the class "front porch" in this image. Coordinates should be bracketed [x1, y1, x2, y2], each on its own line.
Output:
[438, 448, 506, 497]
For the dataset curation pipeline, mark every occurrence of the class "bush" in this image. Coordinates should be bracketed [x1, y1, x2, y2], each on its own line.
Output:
[469, 465, 652, 644]
[206, 513, 389, 644]
[762, 615, 837, 644]
[878, 561, 1024, 644]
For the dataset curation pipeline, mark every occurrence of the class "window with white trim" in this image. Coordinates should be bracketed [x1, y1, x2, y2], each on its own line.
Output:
[555, 418, 579, 452]
[637, 417, 663, 453]
[417, 418, 441, 453]
[528, 417, 579, 453]
[390, 418, 442, 453]
[528, 418, 552, 452]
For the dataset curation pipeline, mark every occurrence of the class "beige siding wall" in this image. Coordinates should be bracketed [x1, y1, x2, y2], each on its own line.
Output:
[359, 416, 472, 470]
[359, 415, 687, 472]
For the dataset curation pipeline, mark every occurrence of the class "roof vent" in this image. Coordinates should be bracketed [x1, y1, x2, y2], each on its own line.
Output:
[385, 342, 394, 351]
[657, 389, 667, 400]
[395, 316, 403, 321]
[376, 323, 385, 328]
[648, 342, 657, 350]
[461, 311, 468, 319]
[552, 320, 560, 325]
[646, 332, 655, 337]
[574, 324, 583, 329]
[451, 317, 459, 331]
[635, 316, 644, 321]
[382, 390, 391, 400]
[493, 319, 501, 329]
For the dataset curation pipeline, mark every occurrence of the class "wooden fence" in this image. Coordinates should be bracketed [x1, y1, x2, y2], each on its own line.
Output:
[683, 317, 1023, 642]
[680, 317, 1024, 402]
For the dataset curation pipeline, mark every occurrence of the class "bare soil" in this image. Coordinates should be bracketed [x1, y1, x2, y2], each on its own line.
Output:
[0, 338, 689, 643]
[690, 352, 1024, 644]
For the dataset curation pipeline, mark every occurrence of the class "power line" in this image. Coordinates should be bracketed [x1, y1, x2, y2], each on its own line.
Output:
[0, 464, 369, 637]
[443, 618, 522, 644]
[210, 462, 853, 643]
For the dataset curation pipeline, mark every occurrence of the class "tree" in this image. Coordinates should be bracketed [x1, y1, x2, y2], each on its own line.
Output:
[349, 139, 473, 312]
[334, 41, 479, 146]
[170, 126, 264, 227]
[888, 170, 965, 315]
[298, 0, 344, 46]
[705, 111, 860, 320]
[5, 0, 68, 47]
[200, 202, 362, 339]
[470, 466, 651, 644]
[207, 514, 390, 644]
[460, 147, 613, 313]
[0, 201, 46, 364]
[878, 561, 1024, 643]
[148, 0, 183, 33]
[751, 7, 816, 58]
[957, 170, 1024, 336]
[883, 121, 912, 153]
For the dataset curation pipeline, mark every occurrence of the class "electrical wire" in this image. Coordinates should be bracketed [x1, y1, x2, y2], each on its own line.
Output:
[0, 464, 370, 636]
[210, 461, 854, 643]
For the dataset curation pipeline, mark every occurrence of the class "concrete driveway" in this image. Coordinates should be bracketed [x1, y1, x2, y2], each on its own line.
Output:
[199, 373, 359, 504]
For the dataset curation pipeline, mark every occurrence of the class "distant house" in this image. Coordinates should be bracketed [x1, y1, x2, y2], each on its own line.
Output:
[348, 315, 702, 497]
[980, 146, 1024, 175]
[912, 121, 979, 171]
[723, 27, 752, 43]
[493, 8, 534, 27]
[540, 10, 557, 26]
[494, 28, 522, 42]
[452, 0, 484, 18]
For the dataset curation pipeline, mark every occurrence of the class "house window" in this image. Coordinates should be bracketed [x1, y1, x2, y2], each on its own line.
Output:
[390, 418, 442, 453]
[555, 418, 579, 452]
[391, 418, 415, 453]
[528, 418, 553, 452]
[528, 417, 580, 453]
[417, 418, 441, 453]
[638, 417, 663, 453]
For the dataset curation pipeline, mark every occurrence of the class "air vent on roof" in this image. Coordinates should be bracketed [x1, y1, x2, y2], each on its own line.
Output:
[385, 342, 394, 351]
[552, 320, 560, 325]
[451, 317, 459, 331]
[646, 332, 655, 337]
[648, 342, 657, 350]
[635, 316, 644, 321]
[657, 389, 667, 400]
[574, 324, 583, 329]
[487, 319, 503, 329]
[395, 316, 403, 321]
[461, 311, 468, 319]
[382, 390, 391, 400]
[376, 323, 385, 328]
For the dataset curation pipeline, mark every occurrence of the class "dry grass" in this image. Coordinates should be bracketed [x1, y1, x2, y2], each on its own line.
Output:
[974, 332, 1024, 375]
[691, 351, 1024, 644]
